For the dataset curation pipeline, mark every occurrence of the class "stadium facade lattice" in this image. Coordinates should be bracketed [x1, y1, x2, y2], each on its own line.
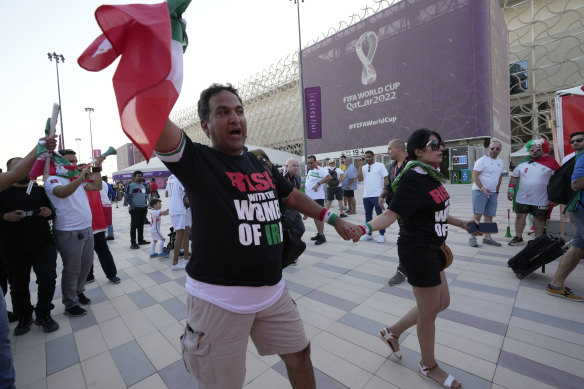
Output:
[170, 0, 584, 157]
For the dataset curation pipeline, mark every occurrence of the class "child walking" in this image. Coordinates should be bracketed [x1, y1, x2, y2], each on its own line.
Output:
[149, 198, 169, 258]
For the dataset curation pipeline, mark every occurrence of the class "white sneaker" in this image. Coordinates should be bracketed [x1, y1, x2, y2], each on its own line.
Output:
[377, 235, 385, 243]
[171, 261, 186, 271]
[360, 234, 373, 241]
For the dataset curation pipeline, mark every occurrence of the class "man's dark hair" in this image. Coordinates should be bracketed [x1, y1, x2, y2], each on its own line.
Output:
[307, 155, 316, 162]
[6, 157, 20, 171]
[102, 176, 108, 182]
[407, 128, 442, 161]
[132, 170, 143, 178]
[364, 150, 374, 157]
[151, 178, 156, 182]
[197, 83, 243, 121]
[570, 131, 584, 139]
[149, 198, 162, 208]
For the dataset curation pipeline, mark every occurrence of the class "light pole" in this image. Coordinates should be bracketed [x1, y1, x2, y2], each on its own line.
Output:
[84, 107, 94, 160]
[47, 52, 66, 148]
[289, 0, 309, 166]
[74, 138, 82, 156]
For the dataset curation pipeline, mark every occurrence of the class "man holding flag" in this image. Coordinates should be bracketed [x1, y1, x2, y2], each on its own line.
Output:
[78, 2, 357, 387]
[507, 139, 560, 245]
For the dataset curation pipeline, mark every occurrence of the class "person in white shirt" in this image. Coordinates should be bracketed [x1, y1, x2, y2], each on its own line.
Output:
[507, 139, 560, 246]
[469, 141, 504, 247]
[304, 155, 332, 245]
[358, 150, 389, 243]
[44, 150, 104, 317]
[167, 174, 190, 270]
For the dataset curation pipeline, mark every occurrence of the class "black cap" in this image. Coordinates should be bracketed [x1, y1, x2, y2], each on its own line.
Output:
[59, 149, 76, 156]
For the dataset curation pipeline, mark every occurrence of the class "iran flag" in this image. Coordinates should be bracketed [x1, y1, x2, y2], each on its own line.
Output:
[553, 85, 584, 161]
[78, 0, 190, 160]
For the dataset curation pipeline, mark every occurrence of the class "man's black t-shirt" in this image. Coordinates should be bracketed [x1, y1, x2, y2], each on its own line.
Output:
[162, 138, 294, 287]
[0, 184, 54, 255]
[388, 168, 450, 248]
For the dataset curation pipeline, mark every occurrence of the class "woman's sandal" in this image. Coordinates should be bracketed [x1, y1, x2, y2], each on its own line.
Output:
[378, 328, 402, 360]
[418, 362, 462, 388]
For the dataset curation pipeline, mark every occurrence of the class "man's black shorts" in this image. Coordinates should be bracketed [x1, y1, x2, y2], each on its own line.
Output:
[343, 190, 355, 198]
[313, 199, 325, 206]
[515, 202, 549, 220]
[326, 186, 343, 201]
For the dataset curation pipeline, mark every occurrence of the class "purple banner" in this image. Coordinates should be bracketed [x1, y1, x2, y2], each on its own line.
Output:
[112, 170, 171, 181]
[305, 86, 322, 139]
[301, 0, 508, 154]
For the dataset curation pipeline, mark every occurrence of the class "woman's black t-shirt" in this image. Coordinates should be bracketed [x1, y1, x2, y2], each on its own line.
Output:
[388, 168, 450, 248]
[162, 138, 293, 287]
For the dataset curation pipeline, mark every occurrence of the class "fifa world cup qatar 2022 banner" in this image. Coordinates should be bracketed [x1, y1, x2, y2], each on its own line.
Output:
[302, 0, 510, 154]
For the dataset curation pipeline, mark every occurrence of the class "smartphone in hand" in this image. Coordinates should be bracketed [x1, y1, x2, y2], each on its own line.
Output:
[467, 223, 498, 234]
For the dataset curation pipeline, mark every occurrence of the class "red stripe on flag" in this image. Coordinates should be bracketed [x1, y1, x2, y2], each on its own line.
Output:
[78, 2, 175, 160]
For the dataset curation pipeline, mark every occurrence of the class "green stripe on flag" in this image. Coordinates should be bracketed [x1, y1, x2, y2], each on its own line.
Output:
[168, 0, 191, 52]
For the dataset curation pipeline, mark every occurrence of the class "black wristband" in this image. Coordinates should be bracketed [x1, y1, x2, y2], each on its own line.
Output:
[92, 166, 102, 173]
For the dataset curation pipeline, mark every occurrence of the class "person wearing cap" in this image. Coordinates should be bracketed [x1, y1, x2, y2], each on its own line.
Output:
[44, 150, 105, 317]
[325, 159, 346, 218]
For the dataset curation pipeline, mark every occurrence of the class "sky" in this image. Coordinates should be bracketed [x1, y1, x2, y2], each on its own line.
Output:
[0, 0, 383, 177]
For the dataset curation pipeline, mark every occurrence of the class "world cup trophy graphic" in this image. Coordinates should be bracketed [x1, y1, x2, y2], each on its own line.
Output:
[356, 31, 378, 86]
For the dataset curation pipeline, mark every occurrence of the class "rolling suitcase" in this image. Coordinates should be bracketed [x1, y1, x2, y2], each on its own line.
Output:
[507, 235, 569, 279]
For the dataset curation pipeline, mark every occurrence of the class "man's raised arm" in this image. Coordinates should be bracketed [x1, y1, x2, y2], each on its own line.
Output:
[155, 119, 183, 153]
[0, 136, 57, 191]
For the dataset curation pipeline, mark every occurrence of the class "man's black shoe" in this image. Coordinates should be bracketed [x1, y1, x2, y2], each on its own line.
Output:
[7, 311, 17, 323]
[138, 240, 150, 245]
[310, 234, 321, 241]
[108, 276, 121, 284]
[340, 213, 348, 218]
[65, 305, 87, 317]
[130, 243, 140, 249]
[34, 312, 59, 333]
[77, 293, 91, 305]
[315, 235, 326, 245]
[14, 315, 33, 336]
[106, 236, 115, 241]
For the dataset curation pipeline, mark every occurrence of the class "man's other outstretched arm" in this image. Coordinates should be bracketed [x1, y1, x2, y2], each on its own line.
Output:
[284, 188, 353, 240]
[155, 119, 183, 153]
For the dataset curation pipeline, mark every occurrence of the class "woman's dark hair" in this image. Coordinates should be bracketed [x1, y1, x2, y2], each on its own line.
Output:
[406, 128, 442, 161]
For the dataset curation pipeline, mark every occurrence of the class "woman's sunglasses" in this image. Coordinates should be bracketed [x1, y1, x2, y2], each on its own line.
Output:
[425, 140, 445, 151]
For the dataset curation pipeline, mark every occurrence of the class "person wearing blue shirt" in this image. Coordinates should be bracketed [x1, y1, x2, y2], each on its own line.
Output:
[546, 132, 584, 302]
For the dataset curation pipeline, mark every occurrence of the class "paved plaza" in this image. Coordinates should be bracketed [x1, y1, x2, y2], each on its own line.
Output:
[6, 177, 584, 389]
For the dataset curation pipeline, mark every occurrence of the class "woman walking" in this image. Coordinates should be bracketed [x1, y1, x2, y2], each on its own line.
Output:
[351, 128, 478, 389]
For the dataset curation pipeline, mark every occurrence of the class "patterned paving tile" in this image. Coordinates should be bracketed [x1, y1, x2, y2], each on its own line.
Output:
[272, 360, 349, 389]
[511, 307, 584, 334]
[313, 262, 351, 274]
[147, 271, 172, 284]
[127, 290, 158, 309]
[45, 334, 80, 375]
[110, 341, 157, 387]
[160, 297, 188, 321]
[499, 350, 584, 389]
[285, 280, 314, 296]
[305, 290, 359, 311]
[158, 360, 198, 389]
[69, 309, 99, 333]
